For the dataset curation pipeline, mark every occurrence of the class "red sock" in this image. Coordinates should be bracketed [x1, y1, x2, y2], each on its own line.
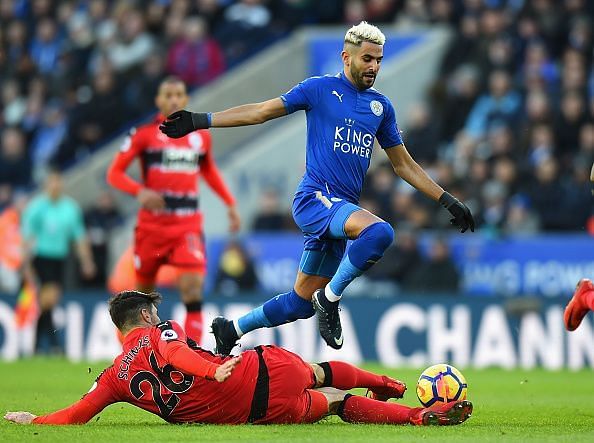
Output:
[184, 303, 203, 343]
[338, 394, 421, 424]
[323, 361, 386, 389]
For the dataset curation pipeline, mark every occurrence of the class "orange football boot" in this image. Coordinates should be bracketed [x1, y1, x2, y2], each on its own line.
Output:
[410, 400, 473, 426]
[564, 278, 594, 331]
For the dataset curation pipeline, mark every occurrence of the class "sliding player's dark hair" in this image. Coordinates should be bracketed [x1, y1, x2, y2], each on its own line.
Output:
[108, 290, 162, 330]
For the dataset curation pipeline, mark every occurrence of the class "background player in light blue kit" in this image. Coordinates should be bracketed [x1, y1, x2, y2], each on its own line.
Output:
[160, 22, 475, 354]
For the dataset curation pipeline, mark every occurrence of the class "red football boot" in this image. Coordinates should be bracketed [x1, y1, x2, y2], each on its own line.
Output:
[410, 400, 473, 426]
[564, 279, 594, 331]
[366, 376, 407, 401]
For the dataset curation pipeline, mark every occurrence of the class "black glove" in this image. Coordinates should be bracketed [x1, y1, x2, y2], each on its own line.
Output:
[159, 110, 210, 139]
[439, 191, 475, 233]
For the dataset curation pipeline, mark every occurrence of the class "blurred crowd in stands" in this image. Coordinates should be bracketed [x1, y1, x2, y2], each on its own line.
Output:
[1, 0, 594, 297]
[0, 0, 345, 195]
[357, 0, 594, 235]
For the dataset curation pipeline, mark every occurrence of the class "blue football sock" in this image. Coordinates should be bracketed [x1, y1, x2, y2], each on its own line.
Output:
[328, 222, 394, 298]
[236, 306, 272, 337]
[328, 255, 364, 298]
[236, 290, 314, 336]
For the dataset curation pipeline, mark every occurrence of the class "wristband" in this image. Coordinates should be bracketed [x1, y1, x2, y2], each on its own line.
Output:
[191, 112, 210, 130]
[439, 191, 457, 209]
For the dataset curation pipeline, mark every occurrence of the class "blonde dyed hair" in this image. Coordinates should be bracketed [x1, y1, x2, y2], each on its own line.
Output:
[344, 21, 386, 46]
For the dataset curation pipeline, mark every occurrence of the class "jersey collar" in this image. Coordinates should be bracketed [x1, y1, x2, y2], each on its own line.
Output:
[338, 71, 359, 91]
[122, 326, 149, 345]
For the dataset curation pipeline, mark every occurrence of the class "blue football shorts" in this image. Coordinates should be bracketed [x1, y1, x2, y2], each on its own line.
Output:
[291, 189, 361, 278]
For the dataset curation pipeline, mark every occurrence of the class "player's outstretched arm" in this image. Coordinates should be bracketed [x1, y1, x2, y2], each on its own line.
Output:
[159, 98, 287, 138]
[385, 144, 475, 233]
[4, 378, 117, 425]
[210, 98, 287, 127]
[159, 338, 242, 382]
[5, 400, 100, 425]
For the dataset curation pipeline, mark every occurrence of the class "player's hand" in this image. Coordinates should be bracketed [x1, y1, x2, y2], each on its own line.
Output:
[4, 411, 37, 424]
[439, 192, 475, 233]
[159, 111, 209, 139]
[228, 206, 241, 233]
[137, 188, 165, 211]
[214, 355, 242, 382]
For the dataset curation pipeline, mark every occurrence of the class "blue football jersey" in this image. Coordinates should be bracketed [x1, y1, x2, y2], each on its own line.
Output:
[281, 72, 403, 203]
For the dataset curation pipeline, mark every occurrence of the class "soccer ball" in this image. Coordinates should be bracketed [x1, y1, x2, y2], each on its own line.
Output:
[416, 364, 468, 407]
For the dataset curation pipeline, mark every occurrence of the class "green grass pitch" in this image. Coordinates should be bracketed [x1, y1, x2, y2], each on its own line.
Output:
[2, 359, 593, 442]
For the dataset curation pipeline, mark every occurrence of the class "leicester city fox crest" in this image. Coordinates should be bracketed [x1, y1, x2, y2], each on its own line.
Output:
[370, 100, 383, 116]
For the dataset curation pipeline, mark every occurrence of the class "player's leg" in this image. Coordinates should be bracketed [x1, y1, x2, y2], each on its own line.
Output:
[308, 386, 472, 426]
[252, 345, 331, 424]
[133, 226, 163, 293]
[169, 231, 207, 343]
[36, 282, 61, 353]
[564, 278, 594, 331]
[178, 271, 204, 342]
[212, 271, 326, 355]
[236, 271, 327, 333]
[212, 244, 340, 355]
[32, 257, 64, 354]
[311, 362, 406, 400]
[334, 393, 472, 426]
[300, 388, 338, 423]
[111, 226, 164, 345]
[310, 357, 472, 426]
[313, 208, 393, 348]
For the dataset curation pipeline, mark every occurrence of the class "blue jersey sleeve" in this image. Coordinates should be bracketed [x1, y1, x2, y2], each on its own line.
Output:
[280, 76, 320, 114]
[376, 99, 404, 149]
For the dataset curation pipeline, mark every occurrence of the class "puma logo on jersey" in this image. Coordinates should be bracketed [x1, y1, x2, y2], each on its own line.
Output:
[332, 90, 343, 102]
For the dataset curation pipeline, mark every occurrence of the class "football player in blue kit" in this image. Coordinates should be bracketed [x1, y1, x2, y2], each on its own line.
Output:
[160, 22, 475, 354]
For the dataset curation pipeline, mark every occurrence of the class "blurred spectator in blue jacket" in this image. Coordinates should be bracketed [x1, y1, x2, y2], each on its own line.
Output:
[29, 18, 63, 75]
[30, 101, 68, 179]
[464, 70, 522, 141]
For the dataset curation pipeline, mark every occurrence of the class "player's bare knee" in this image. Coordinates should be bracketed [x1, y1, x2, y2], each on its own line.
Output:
[344, 209, 384, 238]
[294, 273, 331, 301]
[39, 285, 61, 310]
[315, 387, 347, 414]
[180, 286, 202, 303]
[179, 273, 203, 303]
[310, 364, 325, 387]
